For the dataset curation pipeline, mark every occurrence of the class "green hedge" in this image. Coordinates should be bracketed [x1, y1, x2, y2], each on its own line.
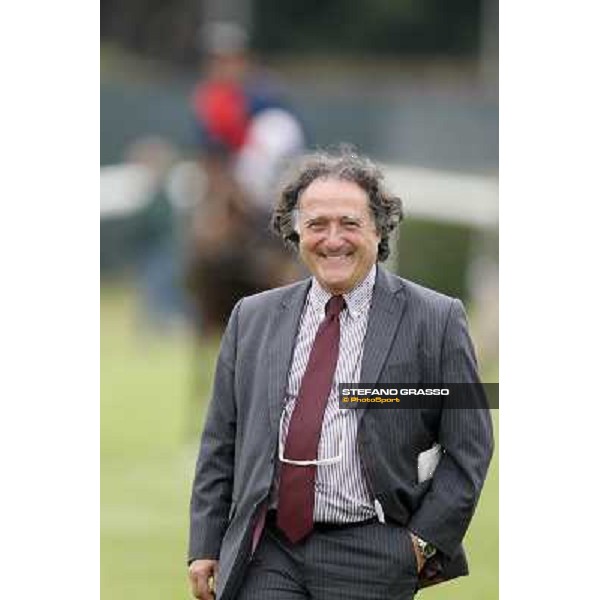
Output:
[395, 219, 474, 301]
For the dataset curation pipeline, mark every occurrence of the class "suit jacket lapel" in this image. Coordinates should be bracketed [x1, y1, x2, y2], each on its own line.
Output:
[359, 266, 407, 395]
[267, 279, 311, 437]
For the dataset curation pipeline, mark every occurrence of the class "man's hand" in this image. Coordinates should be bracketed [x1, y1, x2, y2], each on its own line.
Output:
[188, 559, 219, 600]
[409, 533, 426, 573]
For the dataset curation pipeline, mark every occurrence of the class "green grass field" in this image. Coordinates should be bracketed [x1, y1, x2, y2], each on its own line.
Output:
[101, 284, 498, 599]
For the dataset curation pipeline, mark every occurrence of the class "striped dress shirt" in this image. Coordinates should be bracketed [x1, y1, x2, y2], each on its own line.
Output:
[273, 265, 377, 523]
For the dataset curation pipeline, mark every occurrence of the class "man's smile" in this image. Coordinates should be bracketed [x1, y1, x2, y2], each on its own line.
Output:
[317, 253, 354, 261]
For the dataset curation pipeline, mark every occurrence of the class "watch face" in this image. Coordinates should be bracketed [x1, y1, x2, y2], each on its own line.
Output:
[423, 543, 437, 559]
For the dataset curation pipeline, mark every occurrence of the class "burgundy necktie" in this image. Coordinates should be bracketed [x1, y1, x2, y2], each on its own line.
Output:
[277, 295, 345, 543]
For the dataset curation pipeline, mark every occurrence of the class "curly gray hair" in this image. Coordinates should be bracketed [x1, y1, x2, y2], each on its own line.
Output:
[271, 146, 404, 261]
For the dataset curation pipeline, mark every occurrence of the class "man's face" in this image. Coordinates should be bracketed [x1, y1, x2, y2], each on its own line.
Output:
[296, 177, 381, 295]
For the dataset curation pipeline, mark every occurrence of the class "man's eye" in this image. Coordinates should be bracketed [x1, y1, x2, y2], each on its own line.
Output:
[307, 222, 325, 231]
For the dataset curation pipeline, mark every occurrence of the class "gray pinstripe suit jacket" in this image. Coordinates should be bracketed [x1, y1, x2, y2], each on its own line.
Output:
[188, 265, 494, 598]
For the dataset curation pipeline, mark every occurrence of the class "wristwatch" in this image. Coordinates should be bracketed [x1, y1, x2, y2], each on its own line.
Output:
[414, 535, 437, 560]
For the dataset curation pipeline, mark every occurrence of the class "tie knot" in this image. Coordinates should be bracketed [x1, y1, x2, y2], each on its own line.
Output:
[325, 295, 345, 318]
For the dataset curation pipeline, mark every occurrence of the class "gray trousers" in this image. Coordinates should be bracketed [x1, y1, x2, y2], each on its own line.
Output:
[236, 517, 419, 600]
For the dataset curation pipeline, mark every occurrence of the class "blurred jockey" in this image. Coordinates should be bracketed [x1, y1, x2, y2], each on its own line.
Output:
[186, 21, 307, 336]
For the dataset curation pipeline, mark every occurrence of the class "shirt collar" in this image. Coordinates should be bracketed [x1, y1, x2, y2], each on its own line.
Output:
[308, 264, 377, 320]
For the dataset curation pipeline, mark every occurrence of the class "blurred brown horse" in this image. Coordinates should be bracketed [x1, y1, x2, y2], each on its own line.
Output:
[184, 155, 303, 338]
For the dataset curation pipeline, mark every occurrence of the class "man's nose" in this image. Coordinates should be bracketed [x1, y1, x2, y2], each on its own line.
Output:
[322, 226, 345, 249]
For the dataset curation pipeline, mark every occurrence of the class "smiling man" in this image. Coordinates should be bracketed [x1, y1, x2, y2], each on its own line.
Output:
[296, 177, 380, 295]
[188, 148, 493, 600]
